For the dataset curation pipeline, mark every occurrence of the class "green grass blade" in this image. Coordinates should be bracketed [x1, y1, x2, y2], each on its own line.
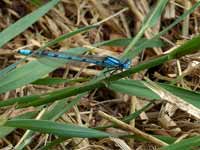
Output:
[110, 80, 159, 99]
[160, 83, 200, 107]
[0, 0, 60, 48]
[41, 93, 86, 121]
[122, 0, 168, 59]
[13, 94, 85, 150]
[122, 1, 200, 59]
[0, 111, 38, 138]
[142, 0, 168, 28]
[32, 77, 89, 85]
[157, 1, 200, 37]
[123, 102, 153, 122]
[109, 79, 200, 108]
[97, 38, 164, 59]
[168, 35, 200, 59]
[2, 119, 111, 138]
[40, 137, 67, 150]
[95, 102, 153, 130]
[30, 0, 43, 6]
[40, 25, 97, 50]
[0, 95, 39, 107]
[161, 136, 200, 150]
[129, 38, 164, 58]
[95, 38, 163, 47]
[0, 0, 60, 77]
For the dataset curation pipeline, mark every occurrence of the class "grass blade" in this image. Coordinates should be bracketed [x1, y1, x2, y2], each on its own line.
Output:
[32, 77, 89, 85]
[0, 111, 38, 138]
[109, 79, 200, 108]
[13, 94, 86, 150]
[2, 119, 111, 138]
[161, 136, 200, 150]
[122, 1, 200, 59]
[0, 0, 60, 48]
[0, 0, 60, 77]
[122, 0, 168, 58]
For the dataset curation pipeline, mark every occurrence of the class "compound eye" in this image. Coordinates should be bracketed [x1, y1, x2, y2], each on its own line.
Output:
[123, 60, 131, 69]
[124, 64, 129, 69]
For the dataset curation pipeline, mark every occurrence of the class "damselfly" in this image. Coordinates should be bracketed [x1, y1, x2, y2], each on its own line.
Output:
[18, 49, 131, 70]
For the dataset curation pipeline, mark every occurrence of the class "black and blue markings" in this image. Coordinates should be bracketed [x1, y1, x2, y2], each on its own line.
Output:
[18, 49, 131, 69]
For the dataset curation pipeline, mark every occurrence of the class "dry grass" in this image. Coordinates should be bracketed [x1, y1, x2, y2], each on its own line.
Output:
[0, 0, 200, 150]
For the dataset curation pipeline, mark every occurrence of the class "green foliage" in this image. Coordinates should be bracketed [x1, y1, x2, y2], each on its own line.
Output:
[161, 136, 200, 150]
[122, 0, 168, 59]
[2, 119, 111, 138]
[32, 77, 89, 85]
[0, 0, 60, 48]
[110, 80, 200, 108]
[0, 111, 38, 138]
[0, 0, 60, 77]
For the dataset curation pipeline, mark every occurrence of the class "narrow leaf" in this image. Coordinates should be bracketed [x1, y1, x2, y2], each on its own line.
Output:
[0, 0, 60, 48]
[3, 119, 111, 138]
[161, 136, 200, 150]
